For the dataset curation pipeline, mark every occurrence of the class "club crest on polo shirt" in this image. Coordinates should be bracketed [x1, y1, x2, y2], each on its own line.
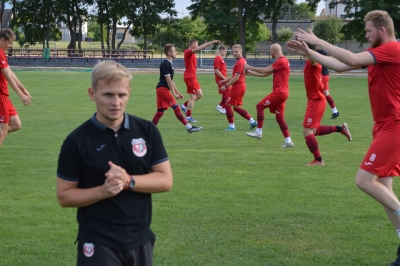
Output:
[83, 243, 94, 257]
[132, 138, 147, 157]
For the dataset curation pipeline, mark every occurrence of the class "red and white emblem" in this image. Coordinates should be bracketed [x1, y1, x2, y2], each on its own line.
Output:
[132, 138, 147, 157]
[83, 243, 94, 257]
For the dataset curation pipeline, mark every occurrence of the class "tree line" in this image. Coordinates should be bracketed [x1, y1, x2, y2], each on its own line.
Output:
[1, 0, 398, 56]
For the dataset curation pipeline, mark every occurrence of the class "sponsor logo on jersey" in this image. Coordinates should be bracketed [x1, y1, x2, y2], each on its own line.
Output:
[132, 138, 147, 157]
[96, 144, 106, 151]
[83, 243, 94, 257]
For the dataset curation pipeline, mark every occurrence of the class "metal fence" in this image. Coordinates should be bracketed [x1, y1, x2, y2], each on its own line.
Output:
[7, 48, 154, 59]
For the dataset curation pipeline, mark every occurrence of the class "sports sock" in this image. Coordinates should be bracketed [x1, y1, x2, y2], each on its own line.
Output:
[332, 107, 338, 113]
[315, 126, 337, 136]
[256, 102, 265, 129]
[185, 124, 192, 129]
[325, 95, 336, 109]
[285, 137, 292, 143]
[219, 95, 226, 106]
[305, 134, 321, 159]
[152, 111, 164, 125]
[256, 128, 262, 134]
[394, 208, 400, 218]
[173, 106, 187, 125]
[234, 107, 251, 120]
[186, 110, 192, 117]
[225, 105, 234, 124]
[249, 118, 255, 124]
[276, 113, 290, 138]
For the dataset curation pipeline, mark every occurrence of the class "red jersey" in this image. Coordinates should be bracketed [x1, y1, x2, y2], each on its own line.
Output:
[0, 50, 9, 96]
[214, 55, 226, 84]
[303, 60, 324, 100]
[184, 49, 197, 79]
[367, 41, 400, 122]
[271, 56, 290, 95]
[232, 57, 246, 87]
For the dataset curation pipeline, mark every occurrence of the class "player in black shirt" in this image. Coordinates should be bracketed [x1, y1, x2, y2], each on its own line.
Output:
[152, 44, 202, 133]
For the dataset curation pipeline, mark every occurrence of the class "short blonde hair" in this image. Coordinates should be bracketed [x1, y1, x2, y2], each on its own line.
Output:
[232, 44, 242, 50]
[364, 10, 395, 37]
[91, 60, 132, 89]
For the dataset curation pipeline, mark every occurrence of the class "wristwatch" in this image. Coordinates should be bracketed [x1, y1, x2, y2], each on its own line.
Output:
[124, 175, 135, 190]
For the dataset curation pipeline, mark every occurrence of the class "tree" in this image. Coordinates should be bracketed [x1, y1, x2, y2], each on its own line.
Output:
[189, 0, 270, 57]
[90, 0, 130, 52]
[306, 0, 400, 43]
[151, 27, 182, 49]
[128, 0, 177, 50]
[246, 22, 271, 51]
[57, 0, 92, 51]
[313, 17, 343, 44]
[87, 18, 106, 41]
[279, 2, 315, 20]
[188, 0, 238, 48]
[14, 0, 61, 48]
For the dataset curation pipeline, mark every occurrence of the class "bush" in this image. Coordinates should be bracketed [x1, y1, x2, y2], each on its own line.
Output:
[276, 26, 294, 42]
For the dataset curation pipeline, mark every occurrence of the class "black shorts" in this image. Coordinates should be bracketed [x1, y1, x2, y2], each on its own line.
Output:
[76, 238, 155, 266]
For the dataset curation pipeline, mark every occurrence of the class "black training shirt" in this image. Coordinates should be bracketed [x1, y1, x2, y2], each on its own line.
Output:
[156, 59, 174, 89]
[57, 113, 169, 251]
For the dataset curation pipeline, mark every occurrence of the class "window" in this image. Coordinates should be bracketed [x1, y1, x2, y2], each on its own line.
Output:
[117, 33, 124, 39]
[340, 14, 346, 20]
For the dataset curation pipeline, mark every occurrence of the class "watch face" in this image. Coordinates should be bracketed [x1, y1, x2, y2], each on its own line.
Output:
[129, 178, 135, 189]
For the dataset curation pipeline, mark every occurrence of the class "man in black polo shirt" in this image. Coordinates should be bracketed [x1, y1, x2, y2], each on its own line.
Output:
[152, 43, 202, 133]
[56, 60, 173, 266]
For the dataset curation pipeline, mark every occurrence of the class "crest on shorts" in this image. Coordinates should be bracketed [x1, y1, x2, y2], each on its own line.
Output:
[83, 243, 94, 257]
[132, 138, 147, 157]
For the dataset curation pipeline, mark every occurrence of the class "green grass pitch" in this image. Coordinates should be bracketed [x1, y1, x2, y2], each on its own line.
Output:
[0, 70, 397, 265]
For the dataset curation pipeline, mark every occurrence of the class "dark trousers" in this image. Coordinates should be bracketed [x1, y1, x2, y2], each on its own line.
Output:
[77, 239, 154, 266]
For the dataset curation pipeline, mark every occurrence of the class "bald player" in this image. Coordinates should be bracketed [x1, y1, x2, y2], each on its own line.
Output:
[244, 43, 293, 148]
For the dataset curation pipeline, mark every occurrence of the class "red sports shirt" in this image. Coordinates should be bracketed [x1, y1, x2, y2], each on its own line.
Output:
[304, 60, 324, 100]
[214, 55, 226, 84]
[367, 41, 400, 122]
[271, 56, 290, 94]
[0, 49, 9, 96]
[184, 49, 197, 79]
[232, 57, 246, 87]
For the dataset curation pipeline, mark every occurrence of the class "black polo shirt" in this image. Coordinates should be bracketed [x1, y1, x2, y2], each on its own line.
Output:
[156, 59, 174, 89]
[57, 113, 169, 251]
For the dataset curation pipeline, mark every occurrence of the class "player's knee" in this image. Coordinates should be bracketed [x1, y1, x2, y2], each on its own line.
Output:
[355, 170, 373, 191]
[8, 119, 22, 132]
